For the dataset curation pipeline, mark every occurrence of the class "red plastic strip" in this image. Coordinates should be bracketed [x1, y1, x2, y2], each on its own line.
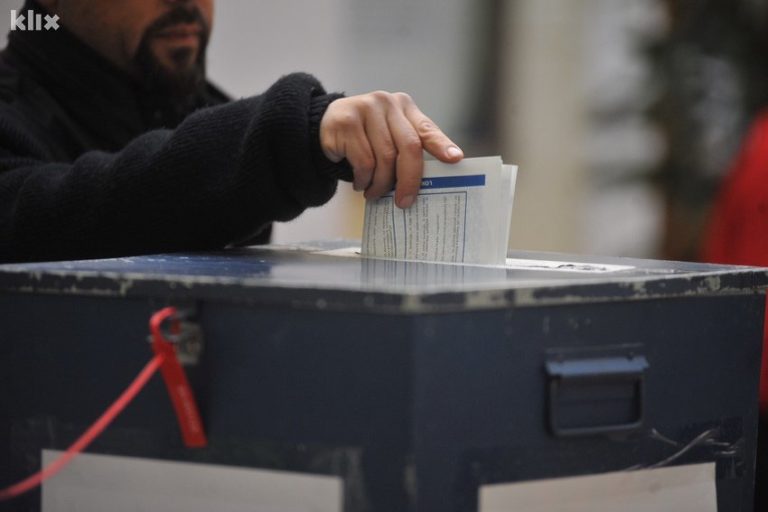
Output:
[0, 306, 209, 502]
[150, 307, 208, 448]
[0, 353, 165, 501]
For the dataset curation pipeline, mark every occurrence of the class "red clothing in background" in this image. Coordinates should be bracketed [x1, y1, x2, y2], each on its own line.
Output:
[702, 112, 768, 415]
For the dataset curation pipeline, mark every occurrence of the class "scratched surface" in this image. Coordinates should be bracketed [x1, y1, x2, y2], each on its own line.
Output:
[0, 241, 765, 312]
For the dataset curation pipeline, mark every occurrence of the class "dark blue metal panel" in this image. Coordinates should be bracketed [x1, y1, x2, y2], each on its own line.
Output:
[0, 246, 764, 511]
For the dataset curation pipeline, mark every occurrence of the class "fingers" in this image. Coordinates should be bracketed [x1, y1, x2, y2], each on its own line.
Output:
[354, 93, 397, 198]
[358, 93, 421, 207]
[348, 140, 375, 193]
[364, 93, 462, 208]
[398, 95, 464, 164]
[318, 91, 463, 209]
[322, 103, 376, 190]
[385, 107, 424, 208]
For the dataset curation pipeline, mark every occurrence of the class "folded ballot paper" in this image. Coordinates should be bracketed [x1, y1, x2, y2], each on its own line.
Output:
[362, 156, 518, 266]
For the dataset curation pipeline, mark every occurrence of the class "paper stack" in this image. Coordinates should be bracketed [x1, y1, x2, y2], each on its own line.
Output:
[362, 156, 518, 265]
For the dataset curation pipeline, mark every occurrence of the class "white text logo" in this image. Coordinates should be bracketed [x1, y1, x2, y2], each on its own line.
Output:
[10, 10, 60, 31]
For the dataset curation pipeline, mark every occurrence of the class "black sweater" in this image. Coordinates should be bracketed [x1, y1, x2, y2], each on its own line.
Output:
[0, 4, 351, 263]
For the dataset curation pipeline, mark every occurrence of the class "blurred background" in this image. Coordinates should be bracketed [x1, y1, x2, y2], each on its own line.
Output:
[3, 0, 768, 260]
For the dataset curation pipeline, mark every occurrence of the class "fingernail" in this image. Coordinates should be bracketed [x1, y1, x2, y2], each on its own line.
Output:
[399, 195, 416, 209]
[447, 146, 463, 159]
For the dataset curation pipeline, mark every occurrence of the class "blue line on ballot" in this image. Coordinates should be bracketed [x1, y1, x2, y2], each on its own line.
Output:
[419, 175, 485, 190]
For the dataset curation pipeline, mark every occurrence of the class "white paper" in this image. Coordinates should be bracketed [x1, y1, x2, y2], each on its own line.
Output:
[479, 463, 717, 512]
[42, 450, 343, 512]
[503, 257, 634, 273]
[312, 247, 635, 273]
[362, 156, 518, 265]
[500, 165, 517, 262]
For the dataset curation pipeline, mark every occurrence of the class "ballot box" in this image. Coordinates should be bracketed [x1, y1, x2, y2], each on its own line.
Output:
[0, 242, 766, 512]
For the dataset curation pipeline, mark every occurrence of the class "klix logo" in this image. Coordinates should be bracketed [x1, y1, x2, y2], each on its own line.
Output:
[10, 9, 60, 31]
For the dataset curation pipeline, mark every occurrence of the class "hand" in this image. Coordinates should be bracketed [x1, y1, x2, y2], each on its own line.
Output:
[319, 91, 464, 208]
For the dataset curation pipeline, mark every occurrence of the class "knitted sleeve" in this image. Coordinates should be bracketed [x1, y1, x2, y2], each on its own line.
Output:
[0, 73, 352, 262]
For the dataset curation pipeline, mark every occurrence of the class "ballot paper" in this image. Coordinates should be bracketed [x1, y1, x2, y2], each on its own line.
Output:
[479, 463, 716, 512]
[42, 450, 342, 512]
[362, 156, 518, 265]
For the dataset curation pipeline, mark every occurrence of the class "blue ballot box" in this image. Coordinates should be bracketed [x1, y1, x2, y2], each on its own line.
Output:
[0, 242, 766, 512]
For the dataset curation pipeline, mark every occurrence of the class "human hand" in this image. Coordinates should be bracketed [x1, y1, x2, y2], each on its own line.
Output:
[319, 91, 464, 209]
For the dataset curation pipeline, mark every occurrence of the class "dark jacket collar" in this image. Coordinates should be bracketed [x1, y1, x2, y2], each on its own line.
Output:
[3, 0, 227, 151]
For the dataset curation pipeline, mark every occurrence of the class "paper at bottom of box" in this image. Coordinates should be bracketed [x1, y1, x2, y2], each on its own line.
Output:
[479, 463, 716, 512]
[42, 450, 342, 512]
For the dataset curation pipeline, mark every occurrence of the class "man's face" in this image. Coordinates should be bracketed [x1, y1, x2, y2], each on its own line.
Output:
[44, 0, 214, 92]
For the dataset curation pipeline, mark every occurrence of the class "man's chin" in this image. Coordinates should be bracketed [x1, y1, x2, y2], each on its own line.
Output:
[156, 60, 199, 80]
[141, 49, 205, 96]
[152, 43, 199, 68]
[134, 33, 207, 98]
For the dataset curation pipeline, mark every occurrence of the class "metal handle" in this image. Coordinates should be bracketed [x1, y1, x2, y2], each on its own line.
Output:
[546, 356, 649, 437]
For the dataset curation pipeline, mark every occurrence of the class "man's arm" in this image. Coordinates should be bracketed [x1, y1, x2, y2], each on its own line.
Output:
[0, 73, 345, 262]
[0, 73, 463, 263]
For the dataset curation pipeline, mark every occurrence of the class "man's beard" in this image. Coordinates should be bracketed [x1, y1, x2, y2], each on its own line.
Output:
[133, 6, 209, 99]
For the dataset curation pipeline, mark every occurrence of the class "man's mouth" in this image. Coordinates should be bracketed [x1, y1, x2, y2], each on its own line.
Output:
[154, 23, 202, 41]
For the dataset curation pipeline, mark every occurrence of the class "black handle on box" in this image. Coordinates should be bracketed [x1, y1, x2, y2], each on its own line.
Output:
[546, 355, 649, 437]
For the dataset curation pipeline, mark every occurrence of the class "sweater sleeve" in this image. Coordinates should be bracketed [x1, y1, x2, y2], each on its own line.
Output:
[0, 73, 353, 262]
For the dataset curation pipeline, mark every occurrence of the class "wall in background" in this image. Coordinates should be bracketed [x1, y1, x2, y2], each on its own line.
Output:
[499, 0, 669, 258]
[580, 0, 667, 258]
[0, 1, 10, 44]
[207, 0, 482, 244]
[500, 0, 590, 254]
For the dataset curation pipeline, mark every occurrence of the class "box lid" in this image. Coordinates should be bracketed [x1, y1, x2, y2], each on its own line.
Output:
[0, 241, 765, 313]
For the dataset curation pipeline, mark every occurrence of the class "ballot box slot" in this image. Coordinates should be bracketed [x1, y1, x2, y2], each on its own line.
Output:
[546, 355, 649, 437]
